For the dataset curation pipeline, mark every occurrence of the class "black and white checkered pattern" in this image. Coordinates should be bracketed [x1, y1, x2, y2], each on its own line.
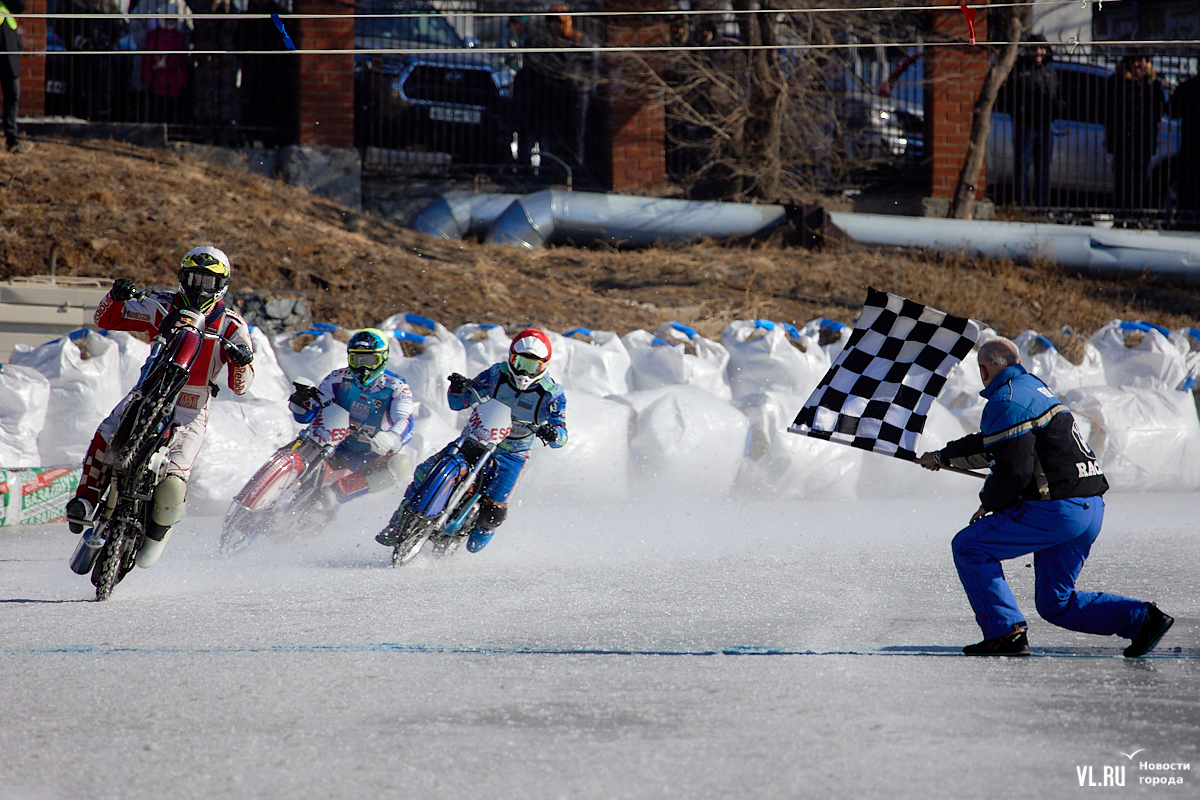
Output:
[789, 288, 982, 460]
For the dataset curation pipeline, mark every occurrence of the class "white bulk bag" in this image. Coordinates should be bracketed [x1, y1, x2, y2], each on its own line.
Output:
[188, 396, 300, 512]
[1089, 320, 1190, 391]
[612, 385, 749, 498]
[455, 323, 511, 377]
[11, 330, 125, 466]
[98, 329, 153, 394]
[799, 317, 851, 362]
[1013, 329, 1106, 395]
[734, 390, 861, 499]
[237, 326, 292, 404]
[0, 364, 51, 467]
[624, 322, 731, 400]
[272, 326, 348, 388]
[545, 328, 632, 397]
[1062, 384, 1200, 492]
[854, 401, 974, 498]
[379, 313, 467, 426]
[722, 319, 829, 401]
[521, 389, 632, 500]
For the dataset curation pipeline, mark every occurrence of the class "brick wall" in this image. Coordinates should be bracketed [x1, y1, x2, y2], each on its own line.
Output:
[293, 0, 354, 148]
[925, 2, 989, 198]
[604, 1, 667, 192]
[15, 0, 45, 117]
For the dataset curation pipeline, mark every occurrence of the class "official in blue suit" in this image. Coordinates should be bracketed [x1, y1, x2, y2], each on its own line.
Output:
[918, 338, 1173, 657]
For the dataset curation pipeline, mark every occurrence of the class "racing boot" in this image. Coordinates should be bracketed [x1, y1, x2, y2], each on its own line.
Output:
[65, 497, 95, 535]
[962, 623, 1030, 657]
[136, 475, 186, 568]
[1124, 603, 1174, 658]
[465, 499, 507, 553]
[375, 505, 407, 546]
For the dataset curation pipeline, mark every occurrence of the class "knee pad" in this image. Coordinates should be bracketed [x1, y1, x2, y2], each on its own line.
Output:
[151, 474, 187, 528]
[478, 498, 507, 530]
[366, 453, 411, 494]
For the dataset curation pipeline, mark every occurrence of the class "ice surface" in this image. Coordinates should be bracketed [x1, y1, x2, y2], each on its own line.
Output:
[1, 492, 1196, 799]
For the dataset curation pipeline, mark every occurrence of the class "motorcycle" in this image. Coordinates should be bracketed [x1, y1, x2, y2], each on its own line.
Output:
[219, 396, 381, 555]
[385, 392, 512, 567]
[69, 295, 249, 600]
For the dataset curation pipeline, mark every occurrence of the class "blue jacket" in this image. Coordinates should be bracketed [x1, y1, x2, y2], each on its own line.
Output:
[449, 363, 567, 453]
[292, 368, 414, 455]
[938, 364, 1107, 511]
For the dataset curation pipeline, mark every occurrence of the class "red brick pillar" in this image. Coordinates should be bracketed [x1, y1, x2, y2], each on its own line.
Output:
[925, 2, 989, 199]
[292, 0, 354, 147]
[16, 0, 45, 116]
[604, 0, 667, 192]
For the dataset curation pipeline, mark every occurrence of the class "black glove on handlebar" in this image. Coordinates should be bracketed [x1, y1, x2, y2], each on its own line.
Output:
[535, 424, 558, 445]
[289, 382, 319, 409]
[448, 373, 470, 393]
[223, 343, 254, 367]
[111, 278, 138, 302]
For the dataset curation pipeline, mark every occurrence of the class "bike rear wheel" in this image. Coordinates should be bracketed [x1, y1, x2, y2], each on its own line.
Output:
[92, 522, 137, 601]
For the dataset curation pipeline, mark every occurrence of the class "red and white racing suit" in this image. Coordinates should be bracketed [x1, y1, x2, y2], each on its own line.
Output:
[74, 290, 255, 506]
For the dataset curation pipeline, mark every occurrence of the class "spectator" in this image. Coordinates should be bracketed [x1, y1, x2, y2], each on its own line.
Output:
[142, 18, 188, 122]
[0, 0, 29, 152]
[1010, 35, 1062, 209]
[668, 15, 690, 47]
[514, 6, 598, 174]
[191, 0, 242, 139]
[237, 0, 295, 144]
[1105, 50, 1166, 218]
[500, 15, 528, 71]
[1166, 71, 1200, 228]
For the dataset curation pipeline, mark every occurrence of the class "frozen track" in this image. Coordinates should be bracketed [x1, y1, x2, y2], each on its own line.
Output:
[1, 492, 1197, 799]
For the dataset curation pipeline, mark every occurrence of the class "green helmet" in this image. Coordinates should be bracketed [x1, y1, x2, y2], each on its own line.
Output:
[347, 328, 389, 387]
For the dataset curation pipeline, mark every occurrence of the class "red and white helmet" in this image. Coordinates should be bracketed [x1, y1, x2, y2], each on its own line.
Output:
[507, 328, 552, 390]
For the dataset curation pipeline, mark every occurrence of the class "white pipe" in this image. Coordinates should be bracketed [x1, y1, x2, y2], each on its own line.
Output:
[483, 190, 788, 248]
[827, 212, 1200, 280]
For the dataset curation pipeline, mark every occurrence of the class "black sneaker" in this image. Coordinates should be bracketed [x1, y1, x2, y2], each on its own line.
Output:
[963, 625, 1031, 656]
[1124, 604, 1174, 658]
[65, 497, 93, 534]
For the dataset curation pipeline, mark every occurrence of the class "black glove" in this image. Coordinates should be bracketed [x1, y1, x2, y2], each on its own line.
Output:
[448, 373, 470, 393]
[289, 382, 318, 408]
[111, 278, 138, 302]
[535, 424, 558, 445]
[223, 342, 254, 367]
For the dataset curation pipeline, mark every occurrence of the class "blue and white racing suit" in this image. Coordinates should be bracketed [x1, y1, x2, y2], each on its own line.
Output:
[291, 368, 414, 501]
[408, 362, 567, 549]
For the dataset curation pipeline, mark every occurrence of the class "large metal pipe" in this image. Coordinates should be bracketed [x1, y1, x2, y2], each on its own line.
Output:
[827, 212, 1200, 280]
[410, 192, 524, 240]
[483, 190, 788, 248]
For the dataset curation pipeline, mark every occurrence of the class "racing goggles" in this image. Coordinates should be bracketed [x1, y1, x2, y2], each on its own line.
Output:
[348, 351, 386, 371]
[182, 269, 222, 293]
[509, 353, 546, 377]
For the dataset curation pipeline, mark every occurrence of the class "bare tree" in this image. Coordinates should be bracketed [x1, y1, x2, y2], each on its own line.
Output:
[947, 1, 1031, 219]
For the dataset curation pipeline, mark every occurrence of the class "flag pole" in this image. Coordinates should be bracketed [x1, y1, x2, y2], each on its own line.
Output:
[923, 462, 987, 480]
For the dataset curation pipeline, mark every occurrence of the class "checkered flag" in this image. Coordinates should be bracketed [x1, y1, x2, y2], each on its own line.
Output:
[789, 288, 983, 460]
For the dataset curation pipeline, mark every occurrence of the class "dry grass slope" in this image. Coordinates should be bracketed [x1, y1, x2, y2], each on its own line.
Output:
[2, 139, 1200, 340]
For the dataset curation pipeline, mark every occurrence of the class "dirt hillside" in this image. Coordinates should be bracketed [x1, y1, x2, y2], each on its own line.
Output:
[2, 138, 1200, 342]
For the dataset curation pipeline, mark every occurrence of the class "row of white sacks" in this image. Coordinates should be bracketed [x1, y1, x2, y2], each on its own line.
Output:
[2, 313, 1200, 511]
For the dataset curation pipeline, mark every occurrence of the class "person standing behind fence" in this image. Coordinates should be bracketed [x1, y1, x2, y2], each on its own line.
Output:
[1166, 72, 1200, 229]
[1105, 51, 1165, 219]
[1010, 36, 1062, 209]
[0, 0, 28, 152]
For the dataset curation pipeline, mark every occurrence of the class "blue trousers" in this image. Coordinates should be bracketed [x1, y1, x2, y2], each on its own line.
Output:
[951, 497, 1147, 640]
[410, 445, 528, 508]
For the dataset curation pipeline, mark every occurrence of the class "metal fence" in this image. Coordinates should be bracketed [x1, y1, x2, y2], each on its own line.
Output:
[44, 0, 296, 147]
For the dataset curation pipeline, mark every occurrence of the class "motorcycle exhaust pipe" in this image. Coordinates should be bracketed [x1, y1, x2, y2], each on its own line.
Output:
[68, 526, 106, 575]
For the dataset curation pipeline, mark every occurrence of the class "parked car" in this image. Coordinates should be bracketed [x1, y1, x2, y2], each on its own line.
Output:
[354, 0, 514, 164]
[864, 54, 1182, 209]
[839, 91, 924, 167]
[987, 60, 1180, 204]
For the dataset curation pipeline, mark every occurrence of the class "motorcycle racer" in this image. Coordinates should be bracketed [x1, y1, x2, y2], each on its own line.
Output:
[375, 328, 567, 553]
[287, 328, 416, 505]
[65, 246, 255, 567]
